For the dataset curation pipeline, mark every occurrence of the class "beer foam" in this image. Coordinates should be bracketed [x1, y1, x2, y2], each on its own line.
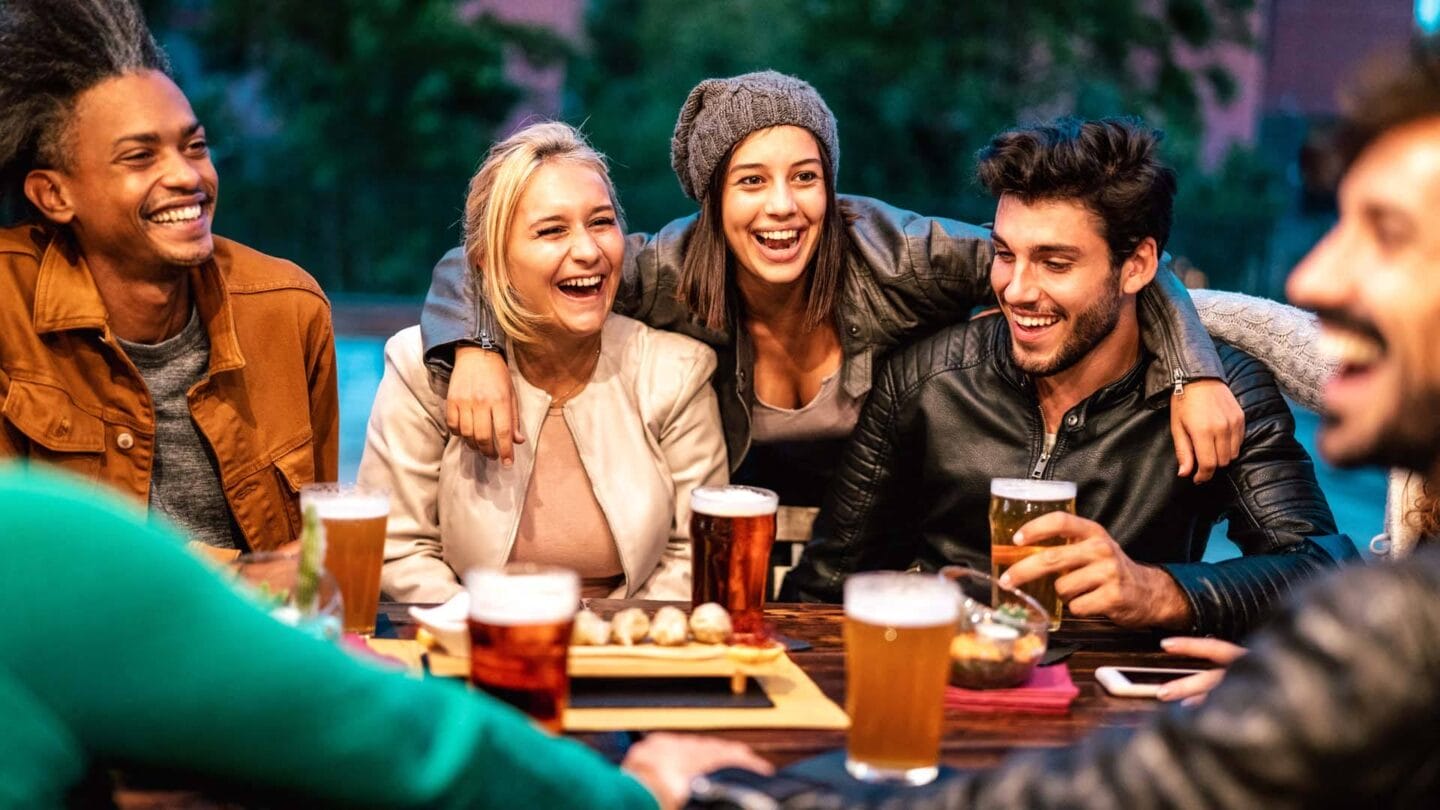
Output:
[689, 485, 779, 518]
[465, 567, 580, 626]
[844, 573, 958, 627]
[989, 478, 1077, 501]
[300, 486, 390, 519]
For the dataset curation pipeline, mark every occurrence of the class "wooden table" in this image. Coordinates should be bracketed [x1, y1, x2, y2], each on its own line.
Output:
[380, 599, 1207, 770]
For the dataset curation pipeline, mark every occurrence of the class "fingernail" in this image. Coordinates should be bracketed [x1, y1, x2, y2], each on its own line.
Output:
[1156, 686, 1171, 700]
[998, 574, 1012, 587]
[502, 458, 513, 469]
[1160, 638, 1176, 650]
[1012, 532, 1025, 545]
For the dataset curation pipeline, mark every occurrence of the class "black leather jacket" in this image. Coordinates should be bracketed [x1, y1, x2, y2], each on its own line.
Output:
[697, 552, 1440, 810]
[782, 315, 1354, 639]
[420, 195, 1224, 473]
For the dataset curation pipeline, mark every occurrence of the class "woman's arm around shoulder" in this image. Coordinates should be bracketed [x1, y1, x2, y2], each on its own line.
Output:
[1192, 288, 1330, 413]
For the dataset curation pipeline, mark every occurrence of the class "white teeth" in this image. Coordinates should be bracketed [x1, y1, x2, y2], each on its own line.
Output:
[1318, 328, 1382, 368]
[149, 204, 202, 224]
[1014, 314, 1060, 328]
[558, 275, 603, 290]
[756, 229, 797, 240]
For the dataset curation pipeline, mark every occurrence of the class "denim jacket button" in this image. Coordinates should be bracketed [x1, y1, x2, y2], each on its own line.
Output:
[116, 432, 135, 451]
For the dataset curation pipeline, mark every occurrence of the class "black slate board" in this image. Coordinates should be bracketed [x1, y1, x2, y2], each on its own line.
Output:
[569, 675, 773, 709]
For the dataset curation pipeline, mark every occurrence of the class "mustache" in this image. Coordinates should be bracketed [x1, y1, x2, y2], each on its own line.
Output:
[1312, 306, 1386, 347]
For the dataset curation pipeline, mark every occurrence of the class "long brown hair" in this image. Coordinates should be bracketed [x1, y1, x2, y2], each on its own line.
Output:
[676, 137, 848, 333]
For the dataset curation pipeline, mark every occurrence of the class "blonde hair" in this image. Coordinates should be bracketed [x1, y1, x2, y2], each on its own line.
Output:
[462, 121, 621, 345]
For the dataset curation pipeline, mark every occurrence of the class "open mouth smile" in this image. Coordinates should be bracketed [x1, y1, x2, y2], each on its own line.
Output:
[751, 227, 807, 263]
[556, 274, 606, 300]
[1318, 326, 1383, 375]
[1009, 310, 1063, 342]
[145, 196, 212, 232]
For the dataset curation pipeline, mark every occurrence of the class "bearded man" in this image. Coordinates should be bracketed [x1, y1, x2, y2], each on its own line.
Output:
[785, 118, 1352, 638]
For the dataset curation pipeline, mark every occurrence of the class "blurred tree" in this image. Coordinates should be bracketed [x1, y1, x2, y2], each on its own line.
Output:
[142, 0, 564, 294]
[568, 0, 1279, 290]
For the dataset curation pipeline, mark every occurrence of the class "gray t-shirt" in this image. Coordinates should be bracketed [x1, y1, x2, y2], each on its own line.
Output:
[751, 369, 864, 444]
[116, 310, 243, 550]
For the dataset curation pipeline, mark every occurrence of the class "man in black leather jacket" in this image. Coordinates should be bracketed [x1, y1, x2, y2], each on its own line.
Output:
[784, 118, 1351, 640]
[704, 39, 1440, 810]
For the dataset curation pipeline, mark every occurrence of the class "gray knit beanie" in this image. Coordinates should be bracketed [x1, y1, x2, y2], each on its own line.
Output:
[670, 70, 840, 202]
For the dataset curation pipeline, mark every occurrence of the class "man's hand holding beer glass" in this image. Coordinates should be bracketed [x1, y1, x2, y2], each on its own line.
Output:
[999, 512, 1192, 630]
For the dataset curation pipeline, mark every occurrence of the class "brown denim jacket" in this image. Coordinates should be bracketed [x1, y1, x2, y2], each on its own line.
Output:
[0, 223, 339, 550]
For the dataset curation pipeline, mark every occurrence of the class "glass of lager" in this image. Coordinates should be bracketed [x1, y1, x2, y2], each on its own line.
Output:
[465, 564, 579, 734]
[689, 485, 778, 642]
[300, 483, 390, 635]
[843, 572, 959, 785]
[989, 478, 1077, 631]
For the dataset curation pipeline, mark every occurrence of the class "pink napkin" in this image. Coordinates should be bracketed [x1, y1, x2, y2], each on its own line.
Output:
[944, 663, 1079, 714]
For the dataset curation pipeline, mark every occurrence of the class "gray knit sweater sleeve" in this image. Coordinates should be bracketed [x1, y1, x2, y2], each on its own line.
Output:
[1191, 288, 1332, 413]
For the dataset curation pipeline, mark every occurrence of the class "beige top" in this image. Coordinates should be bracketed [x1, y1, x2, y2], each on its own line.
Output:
[363, 317, 728, 604]
[751, 369, 864, 443]
[511, 408, 624, 597]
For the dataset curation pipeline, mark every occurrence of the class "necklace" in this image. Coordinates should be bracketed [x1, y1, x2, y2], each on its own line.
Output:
[522, 341, 602, 409]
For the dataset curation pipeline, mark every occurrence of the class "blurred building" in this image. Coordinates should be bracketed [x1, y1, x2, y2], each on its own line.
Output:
[1183, 0, 1415, 293]
[464, 0, 586, 135]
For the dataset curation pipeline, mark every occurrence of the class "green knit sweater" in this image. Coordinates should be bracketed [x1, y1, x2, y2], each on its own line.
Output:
[0, 464, 656, 809]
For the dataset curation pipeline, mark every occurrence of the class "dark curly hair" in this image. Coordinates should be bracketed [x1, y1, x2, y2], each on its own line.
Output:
[0, 0, 171, 214]
[975, 117, 1177, 267]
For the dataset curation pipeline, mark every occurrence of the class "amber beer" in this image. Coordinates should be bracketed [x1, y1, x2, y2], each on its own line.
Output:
[689, 486, 778, 639]
[989, 478, 1077, 631]
[465, 565, 579, 734]
[300, 483, 389, 635]
[844, 572, 958, 785]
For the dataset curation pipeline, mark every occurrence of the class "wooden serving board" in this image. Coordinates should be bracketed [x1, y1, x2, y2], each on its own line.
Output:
[364, 638, 849, 732]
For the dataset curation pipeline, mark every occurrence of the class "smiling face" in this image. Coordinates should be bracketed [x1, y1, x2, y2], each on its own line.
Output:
[1287, 117, 1440, 473]
[504, 160, 624, 341]
[720, 125, 827, 290]
[38, 70, 218, 277]
[990, 195, 1152, 377]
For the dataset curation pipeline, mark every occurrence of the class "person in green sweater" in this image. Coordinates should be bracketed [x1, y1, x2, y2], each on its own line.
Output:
[0, 462, 768, 808]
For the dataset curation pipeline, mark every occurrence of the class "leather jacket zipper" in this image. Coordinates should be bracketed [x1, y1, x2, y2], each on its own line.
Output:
[1030, 400, 1053, 479]
[1030, 449, 1051, 479]
[1173, 367, 1186, 397]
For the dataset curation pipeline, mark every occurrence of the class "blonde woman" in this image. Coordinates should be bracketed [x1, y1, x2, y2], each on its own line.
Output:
[359, 122, 727, 602]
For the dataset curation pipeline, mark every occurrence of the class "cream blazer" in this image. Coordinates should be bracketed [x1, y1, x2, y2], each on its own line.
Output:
[359, 316, 728, 603]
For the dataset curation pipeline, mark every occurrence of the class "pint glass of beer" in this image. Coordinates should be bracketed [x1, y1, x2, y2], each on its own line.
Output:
[300, 483, 390, 635]
[989, 478, 1077, 631]
[689, 485, 779, 640]
[465, 564, 579, 734]
[843, 572, 959, 785]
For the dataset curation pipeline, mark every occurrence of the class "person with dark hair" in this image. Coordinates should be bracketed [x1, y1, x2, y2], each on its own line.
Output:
[721, 39, 1440, 809]
[0, 0, 337, 552]
[783, 117, 1352, 638]
[420, 71, 1250, 511]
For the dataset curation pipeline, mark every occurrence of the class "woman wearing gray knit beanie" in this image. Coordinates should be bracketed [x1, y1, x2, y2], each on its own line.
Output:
[422, 70, 1250, 506]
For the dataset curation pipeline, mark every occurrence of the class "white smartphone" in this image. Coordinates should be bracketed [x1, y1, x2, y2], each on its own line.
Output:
[1095, 666, 1206, 698]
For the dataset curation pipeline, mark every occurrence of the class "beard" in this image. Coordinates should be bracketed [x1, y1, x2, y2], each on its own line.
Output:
[1325, 379, 1440, 476]
[1012, 278, 1124, 378]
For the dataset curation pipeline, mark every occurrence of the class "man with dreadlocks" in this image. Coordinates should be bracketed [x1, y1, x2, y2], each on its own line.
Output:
[0, 0, 337, 552]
